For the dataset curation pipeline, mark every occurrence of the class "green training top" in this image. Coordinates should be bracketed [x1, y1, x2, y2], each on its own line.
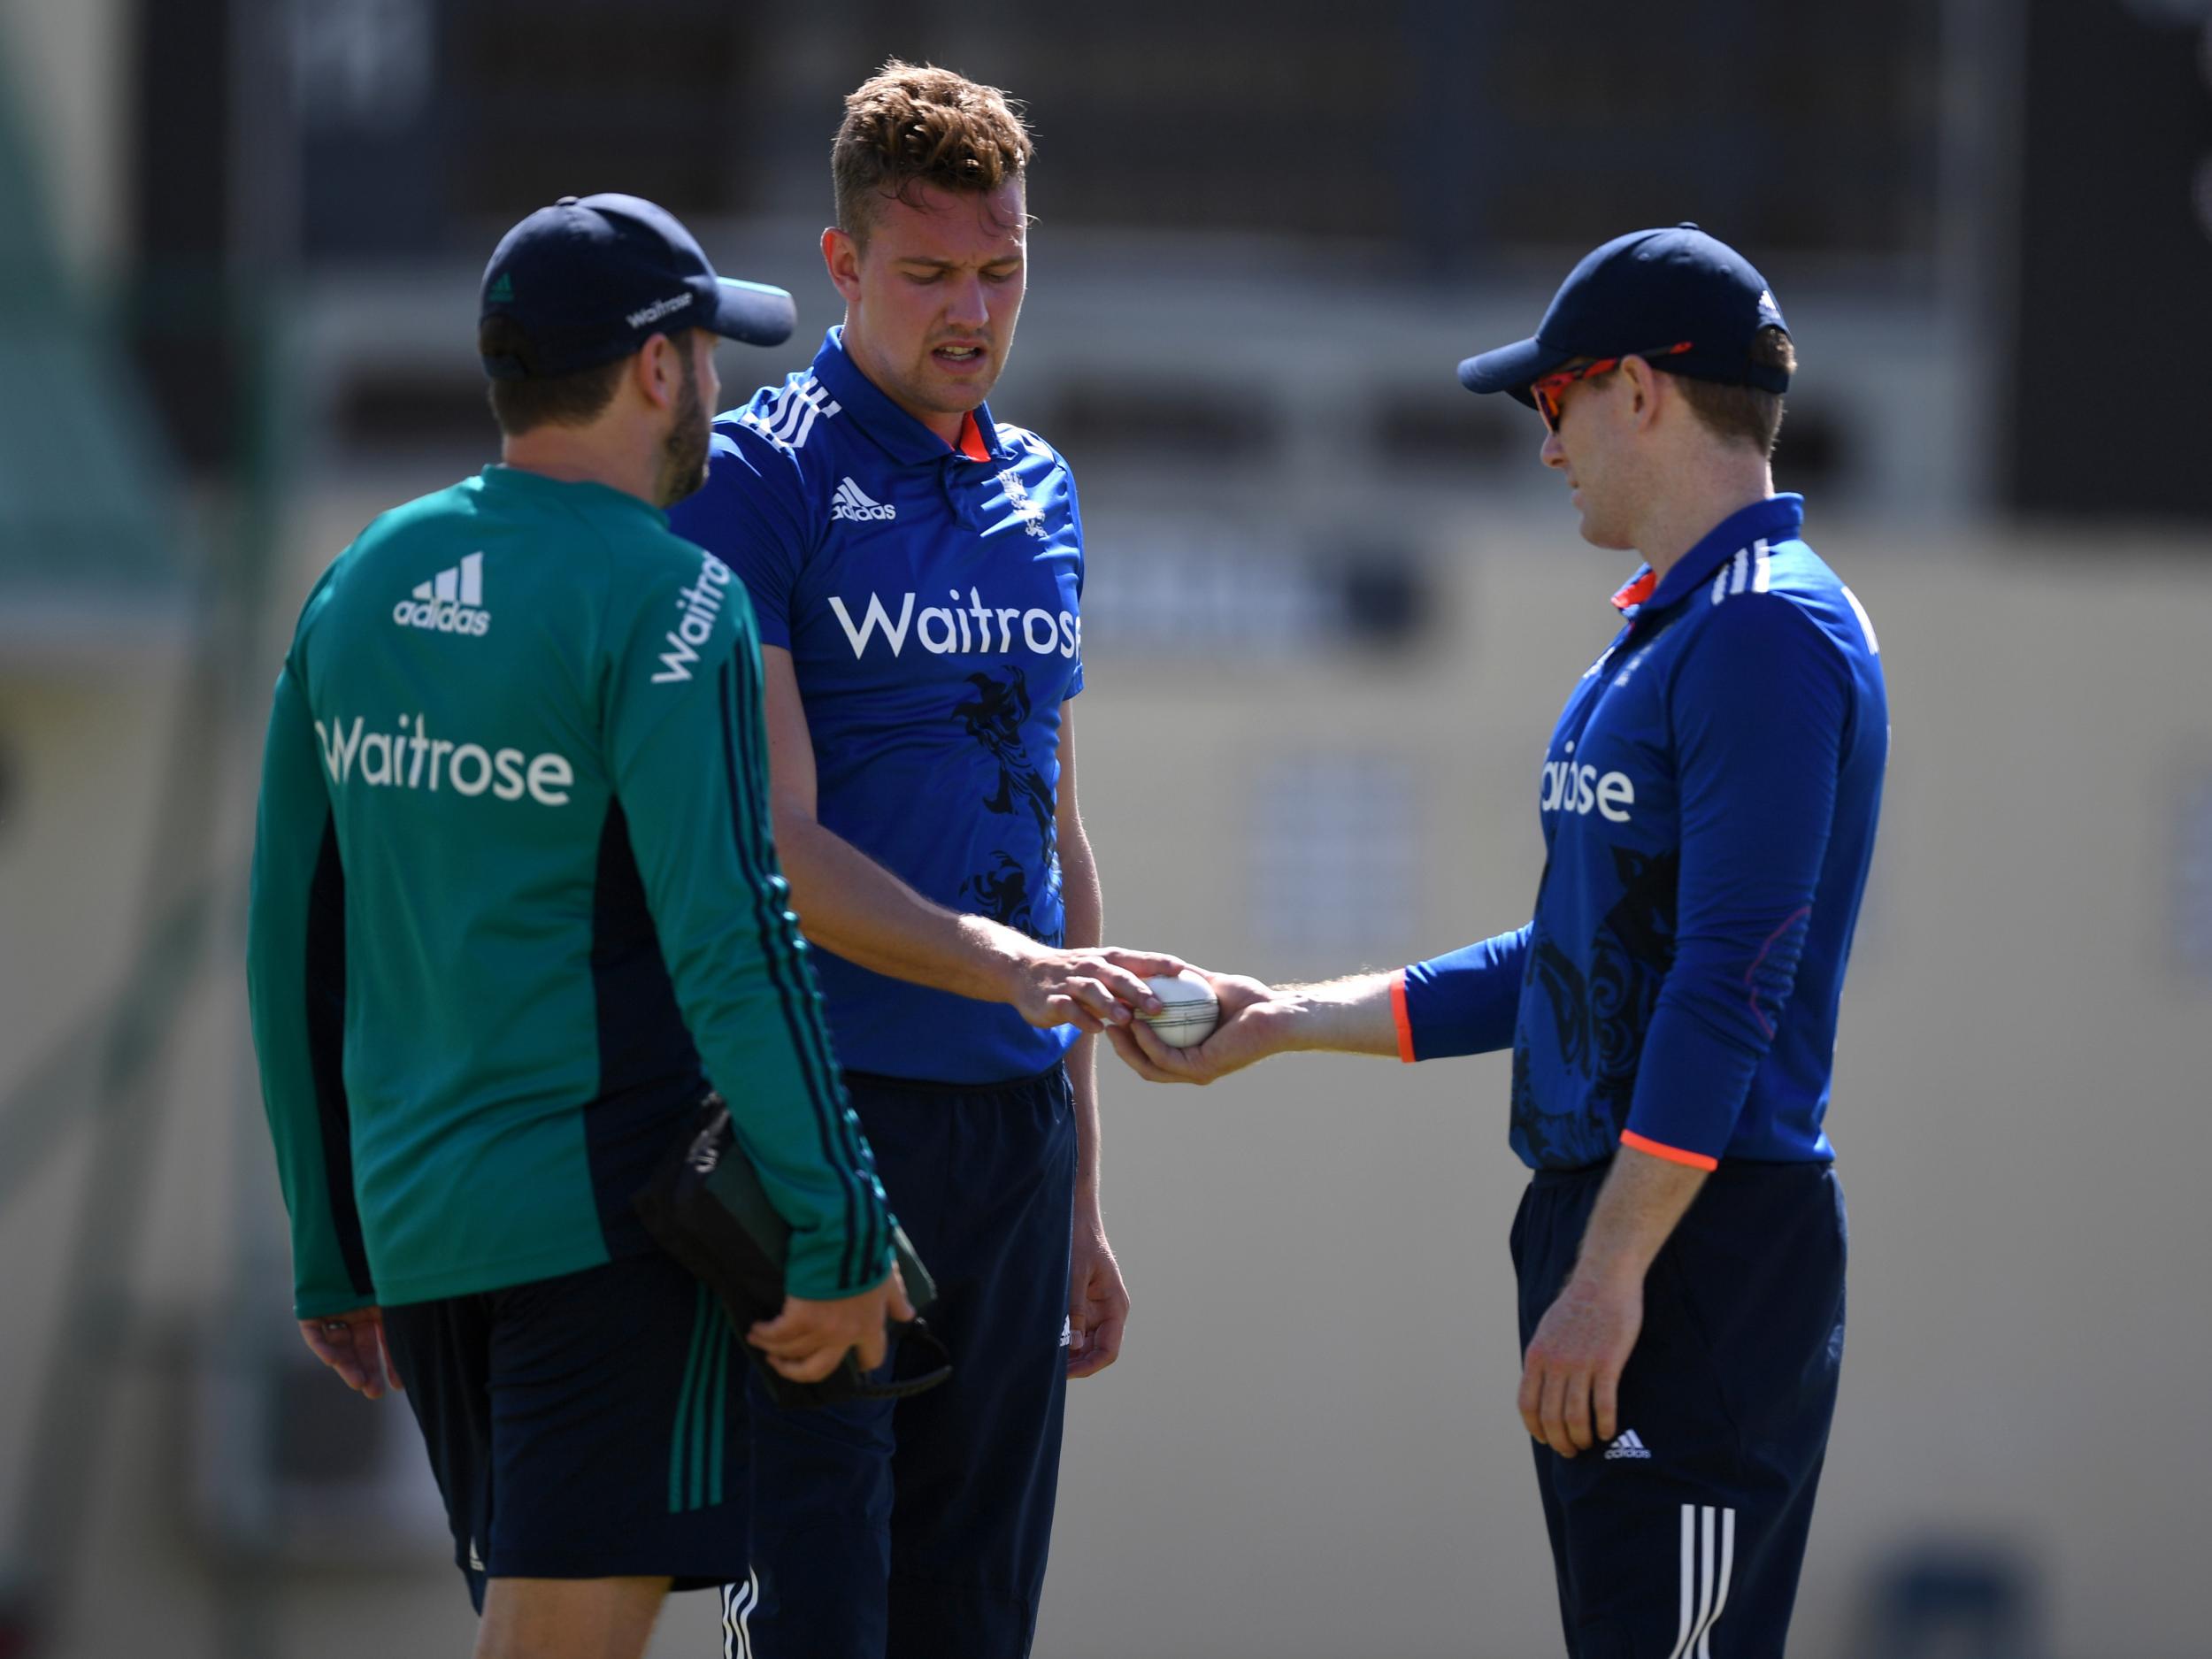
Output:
[247, 465, 893, 1316]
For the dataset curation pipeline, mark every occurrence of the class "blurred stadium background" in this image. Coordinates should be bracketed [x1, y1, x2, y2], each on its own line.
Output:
[2, 2, 2208, 1655]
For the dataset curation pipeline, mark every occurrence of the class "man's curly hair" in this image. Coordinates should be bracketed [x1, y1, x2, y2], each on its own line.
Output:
[833, 60, 1033, 246]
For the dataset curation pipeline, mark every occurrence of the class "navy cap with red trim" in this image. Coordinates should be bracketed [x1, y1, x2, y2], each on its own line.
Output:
[479, 193, 796, 380]
[1457, 224, 1789, 407]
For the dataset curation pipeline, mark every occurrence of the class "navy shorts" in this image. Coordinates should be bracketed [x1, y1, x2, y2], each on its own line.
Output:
[726, 1064, 1078, 1659]
[381, 1248, 749, 1610]
[1511, 1159, 1847, 1658]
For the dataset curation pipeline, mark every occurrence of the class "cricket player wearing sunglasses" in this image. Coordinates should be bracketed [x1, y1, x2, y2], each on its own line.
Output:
[1113, 225, 1888, 1655]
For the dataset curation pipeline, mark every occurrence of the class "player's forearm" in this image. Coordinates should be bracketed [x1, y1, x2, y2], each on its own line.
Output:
[1267, 972, 1407, 1057]
[1067, 1033, 1103, 1214]
[1060, 815, 1106, 1214]
[1569, 1147, 1709, 1289]
[772, 807, 1039, 1004]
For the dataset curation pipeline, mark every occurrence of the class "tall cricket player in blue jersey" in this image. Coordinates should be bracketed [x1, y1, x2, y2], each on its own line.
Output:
[667, 61, 1179, 1659]
[1118, 226, 1887, 1655]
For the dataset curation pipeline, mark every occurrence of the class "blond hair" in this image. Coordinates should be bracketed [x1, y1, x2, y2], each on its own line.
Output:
[833, 60, 1033, 246]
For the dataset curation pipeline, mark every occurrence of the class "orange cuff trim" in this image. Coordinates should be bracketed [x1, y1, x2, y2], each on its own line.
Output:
[1389, 970, 1417, 1064]
[1619, 1130, 1718, 1172]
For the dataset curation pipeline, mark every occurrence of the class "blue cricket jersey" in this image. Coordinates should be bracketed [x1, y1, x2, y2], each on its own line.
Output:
[668, 327, 1086, 1084]
[1398, 495, 1886, 1170]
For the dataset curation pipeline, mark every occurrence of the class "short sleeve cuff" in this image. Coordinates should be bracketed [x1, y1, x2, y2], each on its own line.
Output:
[1389, 969, 1417, 1064]
[1618, 1130, 1719, 1172]
[1623, 1003, 1761, 1171]
[749, 607, 793, 652]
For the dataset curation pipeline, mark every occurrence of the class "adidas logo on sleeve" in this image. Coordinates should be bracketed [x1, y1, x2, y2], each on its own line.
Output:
[830, 478, 895, 523]
[393, 551, 491, 635]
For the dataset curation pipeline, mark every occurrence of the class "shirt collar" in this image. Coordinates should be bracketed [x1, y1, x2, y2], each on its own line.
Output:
[1609, 494, 1805, 618]
[809, 326, 1007, 467]
[476, 463, 668, 526]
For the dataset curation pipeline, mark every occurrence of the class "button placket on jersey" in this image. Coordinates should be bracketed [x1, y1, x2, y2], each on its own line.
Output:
[941, 453, 974, 534]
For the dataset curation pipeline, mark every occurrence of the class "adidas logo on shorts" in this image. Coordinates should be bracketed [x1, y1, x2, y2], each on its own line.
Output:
[831, 478, 895, 522]
[1604, 1429, 1653, 1460]
[393, 552, 491, 636]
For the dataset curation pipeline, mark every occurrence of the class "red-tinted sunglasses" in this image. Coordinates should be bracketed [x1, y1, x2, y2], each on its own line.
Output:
[1529, 342, 1694, 431]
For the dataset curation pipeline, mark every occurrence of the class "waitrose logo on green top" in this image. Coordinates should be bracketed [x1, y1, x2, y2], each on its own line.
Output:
[315, 712, 574, 805]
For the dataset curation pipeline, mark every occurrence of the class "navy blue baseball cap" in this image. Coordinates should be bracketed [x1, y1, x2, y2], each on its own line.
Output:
[1457, 224, 1789, 407]
[479, 193, 797, 380]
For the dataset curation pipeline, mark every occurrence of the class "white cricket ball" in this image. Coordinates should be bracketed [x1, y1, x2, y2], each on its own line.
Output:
[1138, 971, 1219, 1048]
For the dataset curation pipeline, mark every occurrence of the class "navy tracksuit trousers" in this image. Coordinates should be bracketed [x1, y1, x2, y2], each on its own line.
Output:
[1512, 1159, 1847, 1658]
[725, 1065, 1077, 1659]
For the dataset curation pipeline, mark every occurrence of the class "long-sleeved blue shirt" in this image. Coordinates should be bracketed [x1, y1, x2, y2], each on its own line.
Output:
[1398, 495, 1886, 1170]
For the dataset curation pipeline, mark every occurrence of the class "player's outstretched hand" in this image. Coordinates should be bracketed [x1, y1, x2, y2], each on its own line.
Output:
[1109, 970, 1286, 1086]
[748, 1265, 916, 1382]
[1517, 1272, 1643, 1458]
[1009, 941, 1189, 1035]
[300, 1307, 404, 1399]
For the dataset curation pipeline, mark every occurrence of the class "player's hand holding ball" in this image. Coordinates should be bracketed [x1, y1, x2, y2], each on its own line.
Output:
[1112, 967, 1283, 1085]
[1136, 971, 1220, 1048]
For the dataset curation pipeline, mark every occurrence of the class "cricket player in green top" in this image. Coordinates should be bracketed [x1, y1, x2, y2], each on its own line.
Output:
[245, 193, 906, 1659]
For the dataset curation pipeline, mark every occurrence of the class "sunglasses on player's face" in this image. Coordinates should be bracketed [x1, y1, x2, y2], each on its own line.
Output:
[1529, 342, 1694, 432]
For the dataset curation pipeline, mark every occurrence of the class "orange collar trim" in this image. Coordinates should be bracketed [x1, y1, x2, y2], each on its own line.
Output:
[956, 411, 991, 462]
[1611, 568, 1659, 613]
